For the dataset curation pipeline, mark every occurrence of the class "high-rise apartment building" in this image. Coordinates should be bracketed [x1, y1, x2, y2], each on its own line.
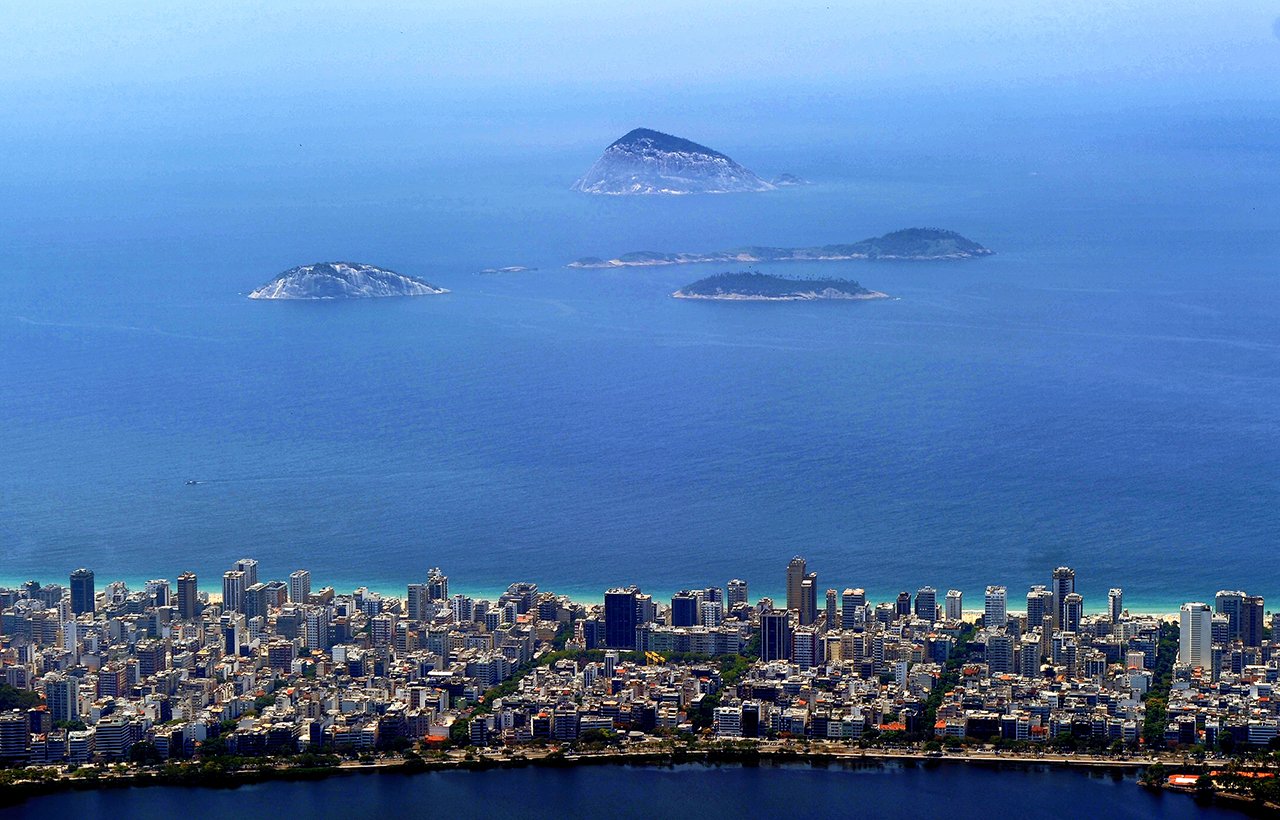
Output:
[45, 675, 79, 724]
[145, 579, 170, 608]
[69, 568, 94, 615]
[222, 570, 246, 614]
[841, 589, 864, 627]
[176, 572, 199, 619]
[1026, 585, 1053, 629]
[987, 631, 1014, 674]
[604, 587, 640, 649]
[915, 587, 937, 621]
[761, 609, 792, 662]
[1242, 595, 1265, 647]
[945, 589, 963, 621]
[0, 711, 29, 762]
[1062, 592, 1084, 632]
[726, 579, 748, 609]
[1108, 588, 1124, 622]
[670, 592, 699, 627]
[699, 599, 724, 628]
[791, 627, 823, 668]
[1052, 567, 1075, 628]
[234, 558, 259, 588]
[799, 574, 818, 626]
[407, 583, 432, 621]
[289, 569, 311, 604]
[785, 557, 807, 616]
[984, 585, 1008, 627]
[1179, 602, 1212, 669]
[1215, 590, 1246, 641]
[427, 567, 449, 601]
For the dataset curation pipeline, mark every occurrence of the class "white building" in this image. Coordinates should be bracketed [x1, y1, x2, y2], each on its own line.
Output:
[945, 589, 963, 621]
[1178, 602, 1212, 670]
[984, 586, 1007, 627]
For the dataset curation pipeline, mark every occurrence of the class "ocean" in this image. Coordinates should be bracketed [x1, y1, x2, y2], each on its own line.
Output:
[2, 91, 1277, 611]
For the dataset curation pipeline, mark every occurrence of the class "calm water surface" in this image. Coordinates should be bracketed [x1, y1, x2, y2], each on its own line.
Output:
[0, 763, 1241, 820]
[1, 98, 1277, 609]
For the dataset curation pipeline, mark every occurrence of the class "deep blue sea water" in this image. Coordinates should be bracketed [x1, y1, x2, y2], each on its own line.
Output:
[1, 95, 1277, 610]
[0, 762, 1241, 820]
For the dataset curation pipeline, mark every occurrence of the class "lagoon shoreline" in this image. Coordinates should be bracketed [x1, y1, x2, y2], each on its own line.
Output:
[3, 745, 1264, 815]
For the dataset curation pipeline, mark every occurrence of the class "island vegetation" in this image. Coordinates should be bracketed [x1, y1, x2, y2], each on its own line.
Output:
[673, 272, 890, 301]
[571, 228, 992, 268]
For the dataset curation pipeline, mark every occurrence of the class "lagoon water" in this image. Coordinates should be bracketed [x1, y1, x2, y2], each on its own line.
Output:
[0, 762, 1240, 820]
[1, 92, 1277, 609]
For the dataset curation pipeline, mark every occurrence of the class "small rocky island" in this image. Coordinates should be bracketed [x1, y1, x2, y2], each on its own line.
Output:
[571, 228, 991, 268]
[673, 272, 890, 301]
[248, 262, 448, 300]
[571, 128, 775, 195]
[478, 266, 536, 274]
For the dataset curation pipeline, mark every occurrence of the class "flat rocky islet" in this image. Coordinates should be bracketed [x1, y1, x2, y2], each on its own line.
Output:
[248, 262, 448, 300]
[673, 271, 890, 301]
[478, 266, 537, 274]
[570, 228, 992, 268]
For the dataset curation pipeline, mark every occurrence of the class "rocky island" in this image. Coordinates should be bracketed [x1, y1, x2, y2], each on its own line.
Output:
[247, 262, 448, 300]
[478, 266, 537, 274]
[571, 128, 775, 195]
[570, 228, 992, 268]
[673, 272, 890, 301]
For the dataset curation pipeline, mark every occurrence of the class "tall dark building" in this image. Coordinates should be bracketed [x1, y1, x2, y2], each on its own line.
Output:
[1062, 592, 1084, 632]
[176, 572, 199, 619]
[1026, 585, 1052, 628]
[799, 573, 818, 626]
[243, 583, 269, 620]
[914, 587, 937, 621]
[581, 618, 603, 650]
[1052, 567, 1075, 628]
[604, 587, 640, 649]
[670, 592, 699, 627]
[69, 568, 95, 615]
[1242, 595, 1265, 647]
[427, 567, 449, 601]
[895, 591, 911, 617]
[786, 556, 807, 615]
[1215, 590, 1246, 641]
[761, 609, 792, 662]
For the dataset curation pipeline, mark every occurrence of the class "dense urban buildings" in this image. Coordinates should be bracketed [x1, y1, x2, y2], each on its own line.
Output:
[0, 558, 1273, 772]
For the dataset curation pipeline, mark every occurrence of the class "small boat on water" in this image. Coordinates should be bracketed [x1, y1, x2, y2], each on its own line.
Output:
[185, 480, 201, 486]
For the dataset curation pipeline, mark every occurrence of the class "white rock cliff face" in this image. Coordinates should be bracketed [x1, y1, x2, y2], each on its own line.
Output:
[572, 128, 775, 195]
[248, 262, 448, 300]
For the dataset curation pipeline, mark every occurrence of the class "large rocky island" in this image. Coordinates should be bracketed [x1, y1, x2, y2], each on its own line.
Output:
[248, 262, 448, 300]
[571, 228, 991, 268]
[571, 128, 775, 195]
[673, 272, 890, 301]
